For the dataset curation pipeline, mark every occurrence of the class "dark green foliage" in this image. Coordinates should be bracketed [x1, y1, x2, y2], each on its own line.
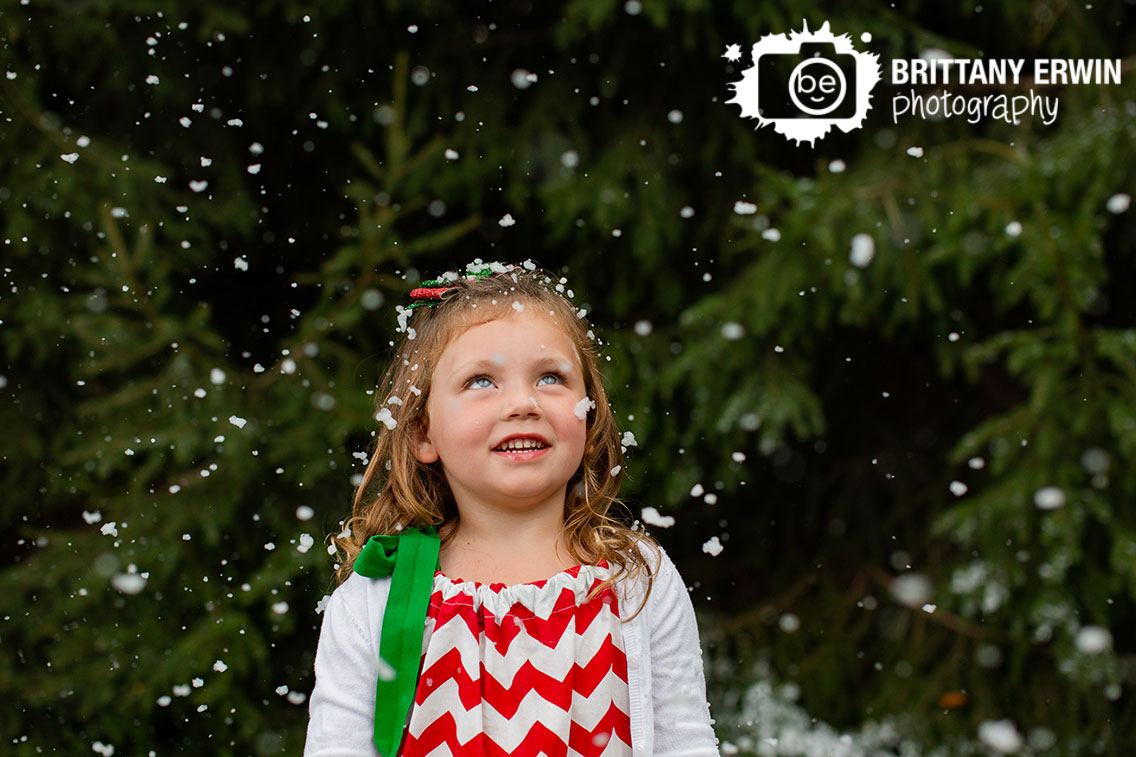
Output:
[2, 0, 1133, 754]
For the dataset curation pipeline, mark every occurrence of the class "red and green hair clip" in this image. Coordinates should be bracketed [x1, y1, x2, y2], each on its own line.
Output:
[405, 263, 509, 310]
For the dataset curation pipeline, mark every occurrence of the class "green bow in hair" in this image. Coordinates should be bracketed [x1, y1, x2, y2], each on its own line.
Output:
[353, 526, 441, 757]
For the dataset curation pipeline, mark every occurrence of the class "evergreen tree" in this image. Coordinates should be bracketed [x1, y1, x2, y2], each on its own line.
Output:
[1, 1, 1132, 753]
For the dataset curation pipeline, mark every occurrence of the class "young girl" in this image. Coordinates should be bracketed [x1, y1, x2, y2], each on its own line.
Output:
[304, 262, 719, 756]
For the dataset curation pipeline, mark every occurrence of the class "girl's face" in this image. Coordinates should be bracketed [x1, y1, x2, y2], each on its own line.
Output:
[416, 310, 589, 516]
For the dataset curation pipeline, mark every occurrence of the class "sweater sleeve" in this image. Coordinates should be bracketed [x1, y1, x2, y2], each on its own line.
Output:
[304, 574, 384, 757]
[648, 547, 720, 756]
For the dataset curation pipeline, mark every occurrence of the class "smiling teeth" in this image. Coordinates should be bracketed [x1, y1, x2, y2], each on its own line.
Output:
[496, 439, 547, 451]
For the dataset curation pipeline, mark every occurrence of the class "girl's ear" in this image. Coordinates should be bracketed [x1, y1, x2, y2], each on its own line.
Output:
[413, 424, 439, 464]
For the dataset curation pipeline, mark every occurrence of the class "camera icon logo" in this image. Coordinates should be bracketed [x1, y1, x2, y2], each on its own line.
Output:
[727, 21, 881, 146]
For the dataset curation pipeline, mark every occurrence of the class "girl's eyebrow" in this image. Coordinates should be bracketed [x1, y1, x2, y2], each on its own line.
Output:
[452, 355, 578, 375]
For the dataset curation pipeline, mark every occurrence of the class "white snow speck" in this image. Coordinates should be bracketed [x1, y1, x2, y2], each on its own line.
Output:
[512, 300, 525, 312]
[511, 68, 538, 89]
[296, 505, 314, 521]
[704, 493, 719, 505]
[574, 397, 595, 420]
[1106, 193, 1130, 214]
[733, 200, 757, 215]
[145, 74, 159, 85]
[189, 180, 208, 193]
[280, 358, 297, 374]
[1005, 221, 1023, 237]
[156, 695, 172, 707]
[272, 601, 289, 615]
[968, 456, 986, 469]
[621, 431, 638, 448]
[1074, 625, 1112, 654]
[172, 684, 191, 697]
[906, 146, 924, 158]
[702, 536, 724, 556]
[377, 654, 397, 682]
[731, 451, 746, 463]
[949, 480, 968, 496]
[82, 510, 102, 524]
[210, 368, 226, 384]
[778, 613, 800, 632]
[761, 228, 781, 242]
[828, 159, 846, 173]
[977, 719, 1023, 754]
[498, 213, 515, 227]
[111, 573, 146, 594]
[641, 507, 675, 528]
[922, 603, 937, 613]
[1034, 486, 1065, 511]
[234, 256, 249, 271]
[191, 677, 203, 688]
[228, 415, 247, 429]
[247, 163, 262, 174]
[315, 594, 331, 614]
[200, 156, 213, 167]
[61, 152, 80, 164]
[889, 573, 933, 607]
[213, 659, 228, 672]
[286, 691, 307, 705]
[444, 148, 460, 160]
[721, 322, 745, 341]
[690, 483, 705, 498]
[679, 206, 695, 219]
[92, 741, 115, 756]
[100, 522, 118, 537]
[297, 533, 315, 554]
[375, 408, 397, 430]
[634, 320, 653, 336]
[609, 465, 621, 476]
[275, 685, 290, 695]
[850, 234, 875, 268]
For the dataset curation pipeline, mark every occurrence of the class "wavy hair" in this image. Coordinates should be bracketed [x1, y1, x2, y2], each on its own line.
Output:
[332, 265, 658, 613]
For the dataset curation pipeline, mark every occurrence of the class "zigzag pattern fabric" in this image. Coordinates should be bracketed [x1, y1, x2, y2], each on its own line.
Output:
[400, 562, 632, 756]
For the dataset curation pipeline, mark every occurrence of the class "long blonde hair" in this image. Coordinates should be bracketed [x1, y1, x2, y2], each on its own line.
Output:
[333, 265, 658, 611]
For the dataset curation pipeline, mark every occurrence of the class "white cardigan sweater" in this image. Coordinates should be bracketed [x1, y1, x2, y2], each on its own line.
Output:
[305, 543, 720, 756]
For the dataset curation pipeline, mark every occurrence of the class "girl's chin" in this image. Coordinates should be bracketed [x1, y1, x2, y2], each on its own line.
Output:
[488, 482, 570, 505]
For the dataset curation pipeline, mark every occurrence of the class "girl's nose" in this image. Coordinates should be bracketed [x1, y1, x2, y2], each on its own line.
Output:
[502, 388, 542, 418]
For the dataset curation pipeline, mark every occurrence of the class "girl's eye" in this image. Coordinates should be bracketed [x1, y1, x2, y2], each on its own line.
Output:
[537, 372, 565, 386]
[467, 376, 494, 389]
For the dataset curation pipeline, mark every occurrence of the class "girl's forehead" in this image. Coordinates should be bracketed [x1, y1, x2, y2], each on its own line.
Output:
[438, 311, 582, 368]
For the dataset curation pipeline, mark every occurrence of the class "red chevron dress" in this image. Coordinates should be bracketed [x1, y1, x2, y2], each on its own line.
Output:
[400, 562, 633, 756]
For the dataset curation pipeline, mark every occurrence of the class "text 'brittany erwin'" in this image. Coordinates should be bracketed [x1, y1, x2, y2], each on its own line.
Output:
[890, 57, 1122, 86]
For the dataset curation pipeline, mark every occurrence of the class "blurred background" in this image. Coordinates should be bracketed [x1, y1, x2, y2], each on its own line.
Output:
[2, 1, 1135, 754]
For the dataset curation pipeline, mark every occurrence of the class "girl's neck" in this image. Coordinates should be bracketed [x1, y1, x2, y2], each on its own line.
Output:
[438, 510, 577, 585]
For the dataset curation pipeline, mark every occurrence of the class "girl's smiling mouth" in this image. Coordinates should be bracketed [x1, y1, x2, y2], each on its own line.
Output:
[492, 434, 551, 458]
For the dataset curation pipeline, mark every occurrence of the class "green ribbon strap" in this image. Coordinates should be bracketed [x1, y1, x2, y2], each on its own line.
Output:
[353, 526, 440, 757]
